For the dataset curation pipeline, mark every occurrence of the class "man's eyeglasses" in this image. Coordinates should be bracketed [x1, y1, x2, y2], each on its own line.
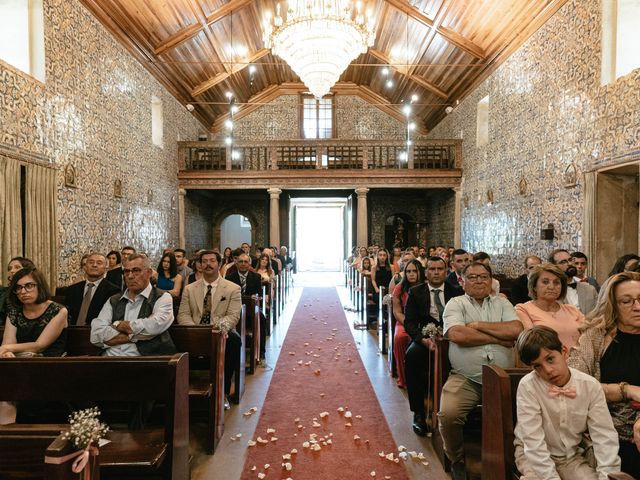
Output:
[14, 282, 37, 293]
[123, 268, 144, 275]
[465, 274, 491, 282]
[555, 259, 570, 265]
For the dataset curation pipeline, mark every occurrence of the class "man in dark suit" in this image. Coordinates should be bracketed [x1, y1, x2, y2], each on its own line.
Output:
[241, 242, 257, 269]
[65, 252, 120, 325]
[226, 253, 267, 362]
[105, 246, 136, 290]
[278, 246, 294, 271]
[445, 249, 469, 292]
[509, 255, 541, 305]
[404, 256, 463, 436]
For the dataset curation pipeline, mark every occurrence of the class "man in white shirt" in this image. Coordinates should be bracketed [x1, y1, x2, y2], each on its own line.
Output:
[177, 250, 241, 401]
[90, 254, 175, 356]
[439, 262, 523, 480]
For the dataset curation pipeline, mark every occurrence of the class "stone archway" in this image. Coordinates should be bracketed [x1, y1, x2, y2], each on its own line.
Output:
[212, 209, 260, 252]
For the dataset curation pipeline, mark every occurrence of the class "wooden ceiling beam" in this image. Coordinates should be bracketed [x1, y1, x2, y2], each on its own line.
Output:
[154, 0, 253, 56]
[191, 48, 270, 96]
[384, 0, 486, 60]
[369, 49, 448, 99]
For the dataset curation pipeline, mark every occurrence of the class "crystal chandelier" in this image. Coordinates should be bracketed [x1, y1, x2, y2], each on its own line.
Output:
[263, 0, 376, 99]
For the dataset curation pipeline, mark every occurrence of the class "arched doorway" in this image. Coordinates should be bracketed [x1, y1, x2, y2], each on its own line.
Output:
[220, 214, 252, 251]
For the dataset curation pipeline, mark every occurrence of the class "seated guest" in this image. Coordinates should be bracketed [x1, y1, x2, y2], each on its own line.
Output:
[65, 252, 120, 325]
[241, 242, 257, 268]
[445, 249, 470, 292]
[388, 251, 415, 293]
[417, 247, 427, 267]
[1, 257, 36, 325]
[90, 253, 175, 356]
[569, 272, 640, 477]
[514, 326, 620, 479]
[597, 254, 640, 302]
[510, 255, 542, 305]
[352, 246, 368, 268]
[548, 249, 597, 315]
[177, 250, 242, 402]
[173, 248, 193, 284]
[256, 253, 274, 283]
[279, 246, 293, 271]
[220, 247, 233, 270]
[371, 249, 393, 296]
[0, 267, 68, 424]
[390, 247, 403, 275]
[515, 264, 584, 349]
[391, 259, 425, 389]
[187, 255, 203, 284]
[222, 248, 244, 277]
[571, 251, 600, 292]
[269, 247, 283, 274]
[226, 253, 267, 363]
[106, 245, 136, 290]
[359, 257, 373, 278]
[106, 250, 121, 270]
[404, 256, 462, 436]
[439, 262, 522, 480]
[1, 266, 68, 357]
[472, 251, 501, 296]
[156, 252, 183, 302]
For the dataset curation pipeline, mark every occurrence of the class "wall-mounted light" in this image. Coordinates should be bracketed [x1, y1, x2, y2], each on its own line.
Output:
[186, 103, 195, 112]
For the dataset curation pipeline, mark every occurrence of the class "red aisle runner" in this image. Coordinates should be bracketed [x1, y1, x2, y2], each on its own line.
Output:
[240, 287, 409, 480]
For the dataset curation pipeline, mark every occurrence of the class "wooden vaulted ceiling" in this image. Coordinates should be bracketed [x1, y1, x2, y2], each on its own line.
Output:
[81, 0, 567, 132]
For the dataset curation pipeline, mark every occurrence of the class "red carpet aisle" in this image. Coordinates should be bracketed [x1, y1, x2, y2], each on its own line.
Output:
[240, 287, 410, 480]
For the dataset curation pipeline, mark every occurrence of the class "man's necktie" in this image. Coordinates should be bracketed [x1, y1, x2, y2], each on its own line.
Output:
[433, 288, 445, 322]
[201, 284, 212, 325]
[240, 274, 246, 295]
[76, 283, 94, 326]
[547, 385, 577, 398]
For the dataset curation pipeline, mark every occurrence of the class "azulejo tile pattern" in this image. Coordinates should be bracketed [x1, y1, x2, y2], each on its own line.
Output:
[428, 0, 640, 277]
[0, 0, 202, 285]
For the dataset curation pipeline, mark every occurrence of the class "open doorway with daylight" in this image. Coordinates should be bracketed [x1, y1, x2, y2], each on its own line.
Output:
[220, 214, 252, 252]
[290, 198, 349, 272]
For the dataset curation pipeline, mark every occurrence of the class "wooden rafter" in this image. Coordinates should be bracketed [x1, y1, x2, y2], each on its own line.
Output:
[384, 0, 486, 59]
[211, 82, 427, 134]
[369, 49, 448, 99]
[154, 0, 253, 56]
[191, 48, 270, 96]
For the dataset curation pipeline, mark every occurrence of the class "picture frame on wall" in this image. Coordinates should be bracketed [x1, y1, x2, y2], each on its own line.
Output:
[64, 164, 77, 188]
[113, 179, 123, 198]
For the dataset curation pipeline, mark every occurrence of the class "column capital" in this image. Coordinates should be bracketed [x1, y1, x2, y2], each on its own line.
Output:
[355, 187, 370, 197]
[267, 187, 282, 198]
[178, 188, 187, 196]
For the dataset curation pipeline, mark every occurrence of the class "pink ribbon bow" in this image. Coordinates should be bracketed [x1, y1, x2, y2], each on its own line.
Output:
[547, 385, 577, 398]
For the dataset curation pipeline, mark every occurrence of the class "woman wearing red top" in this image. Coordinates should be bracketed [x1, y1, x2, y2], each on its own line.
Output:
[392, 259, 425, 388]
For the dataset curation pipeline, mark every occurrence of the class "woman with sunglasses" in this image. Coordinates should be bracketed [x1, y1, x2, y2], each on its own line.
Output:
[0, 266, 67, 358]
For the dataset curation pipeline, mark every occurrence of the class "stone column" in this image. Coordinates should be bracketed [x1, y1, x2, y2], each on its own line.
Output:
[453, 186, 462, 247]
[268, 187, 282, 246]
[178, 188, 187, 249]
[355, 187, 369, 247]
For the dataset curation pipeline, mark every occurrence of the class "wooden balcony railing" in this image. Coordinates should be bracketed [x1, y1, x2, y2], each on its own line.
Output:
[178, 139, 461, 171]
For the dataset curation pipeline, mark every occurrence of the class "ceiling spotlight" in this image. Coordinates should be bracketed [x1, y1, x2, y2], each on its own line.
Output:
[185, 103, 195, 112]
[398, 151, 408, 161]
[408, 122, 416, 131]
[224, 119, 234, 130]
[225, 137, 232, 145]
[406, 139, 412, 146]
[402, 104, 412, 116]
[225, 91, 234, 99]
[445, 106, 454, 114]
[411, 94, 419, 103]
[231, 150, 241, 160]
[231, 105, 239, 114]
[385, 79, 394, 88]
[381, 67, 389, 76]
[249, 65, 257, 74]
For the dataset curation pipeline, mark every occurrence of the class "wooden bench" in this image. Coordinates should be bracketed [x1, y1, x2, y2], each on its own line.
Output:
[0, 354, 189, 480]
[242, 295, 261, 375]
[387, 300, 397, 377]
[230, 305, 247, 404]
[170, 325, 226, 454]
[481, 364, 531, 480]
[377, 287, 388, 352]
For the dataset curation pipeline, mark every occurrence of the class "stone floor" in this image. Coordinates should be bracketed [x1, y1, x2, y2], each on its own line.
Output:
[191, 272, 450, 480]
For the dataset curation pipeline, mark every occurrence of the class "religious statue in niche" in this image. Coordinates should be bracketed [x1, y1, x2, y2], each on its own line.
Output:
[64, 164, 77, 188]
[486, 188, 494, 204]
[393, 216, 405, 249]
[147, 189, 154, 204]
[563, 163, 577, 188]
[518, 177, 528, 196]
[113, 179, 122, 198]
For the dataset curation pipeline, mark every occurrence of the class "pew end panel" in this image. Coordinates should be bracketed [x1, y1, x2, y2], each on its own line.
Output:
[230, 304, 247, 404]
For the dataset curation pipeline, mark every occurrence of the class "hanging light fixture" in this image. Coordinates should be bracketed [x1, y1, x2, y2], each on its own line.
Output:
[263, 0, 376, 99]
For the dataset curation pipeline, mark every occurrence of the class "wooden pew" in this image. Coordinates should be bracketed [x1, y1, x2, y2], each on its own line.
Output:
[0, 354, 189, 480]
[387, 303, 397, 377]
[170, 325, 226, 454]
[230, 305, 247, 404]
[377, 287, 387, 353]
[242, 295, 261, 375]
[45, 435, 100, 480]
[608, 474, 636, 480]
[481, 365, 531, 480]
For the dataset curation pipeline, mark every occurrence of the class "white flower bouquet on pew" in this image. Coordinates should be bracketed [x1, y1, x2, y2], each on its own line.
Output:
[58, 407, 109, 476]
[421, 323, 443, 339]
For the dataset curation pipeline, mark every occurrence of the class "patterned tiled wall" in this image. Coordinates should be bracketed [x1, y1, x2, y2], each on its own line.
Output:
[0, 0, 202, 284]
[369, 189, 455, 249]
[184, 192, 212, 253]
[428, 0, 640, 277]
[224, 95, 408, 141]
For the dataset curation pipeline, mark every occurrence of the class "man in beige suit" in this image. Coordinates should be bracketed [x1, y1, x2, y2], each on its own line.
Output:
[178, 250, 242, 404]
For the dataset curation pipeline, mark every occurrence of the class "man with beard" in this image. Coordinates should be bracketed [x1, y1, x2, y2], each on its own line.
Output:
[548, 249, 597, 315]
